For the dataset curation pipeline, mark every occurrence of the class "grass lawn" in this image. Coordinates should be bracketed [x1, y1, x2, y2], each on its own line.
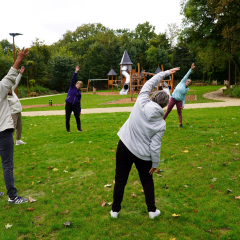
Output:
[0, 106, 239, 239]
[20, 85, 223, 112]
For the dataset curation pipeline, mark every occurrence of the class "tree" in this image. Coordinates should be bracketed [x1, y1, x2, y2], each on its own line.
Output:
[0, 45, 14, 80]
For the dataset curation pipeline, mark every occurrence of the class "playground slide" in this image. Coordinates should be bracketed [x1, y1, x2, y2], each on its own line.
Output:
[120, 67, 130, 95]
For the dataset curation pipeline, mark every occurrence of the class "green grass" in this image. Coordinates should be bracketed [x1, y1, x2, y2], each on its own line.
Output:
[0, 107, 239, 239]
[20, 86, 224, 112]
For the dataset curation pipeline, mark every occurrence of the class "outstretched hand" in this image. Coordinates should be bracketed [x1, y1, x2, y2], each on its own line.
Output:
[191, 63, 195, 70]
[149, 167, 156, 175]
[19, 66, 25, 74]
[75, 66, 80, 73]
[13, 48, 29, 70]
[169, 67, 180, 75]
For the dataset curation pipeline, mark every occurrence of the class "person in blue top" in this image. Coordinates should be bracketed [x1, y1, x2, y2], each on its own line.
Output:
[65, 66, 83, 133]
[163, 63, 195, 127]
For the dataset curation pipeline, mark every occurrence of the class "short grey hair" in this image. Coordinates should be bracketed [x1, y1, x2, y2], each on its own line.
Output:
[151, 91, 169, 108]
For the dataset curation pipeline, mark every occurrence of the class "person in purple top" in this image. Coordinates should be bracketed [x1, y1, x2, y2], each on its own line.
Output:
[65, 66, 83, 133]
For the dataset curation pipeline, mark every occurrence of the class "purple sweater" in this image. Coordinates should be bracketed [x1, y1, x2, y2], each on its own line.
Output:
[65, 73, 81, 112]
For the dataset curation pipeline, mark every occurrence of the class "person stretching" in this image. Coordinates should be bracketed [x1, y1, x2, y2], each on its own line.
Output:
[110, 67, 180, 219]
[65, 66, 83, 133]
[0, 48, 29, 203]
[7, 66, 26, 145]
[163, 63, 195, 127]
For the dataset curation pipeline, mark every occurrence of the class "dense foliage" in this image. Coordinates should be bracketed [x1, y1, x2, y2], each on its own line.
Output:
[0, 1, 239, 91]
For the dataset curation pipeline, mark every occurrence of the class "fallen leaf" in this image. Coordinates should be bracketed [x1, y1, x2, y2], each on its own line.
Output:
[63, 170, 68, 173]
[52, 168, 58, 171]
[63, 221, 71, 227]
[88, 187, 92, 190]
[27, 208, 34, 211]
[204, 229, 213, 234]
[194, 210, 198, 213]
[108, 202, 112, 206]
[183, 185, 189, 188]
[197, 167, 203, 169]
[31, 167, 34, 169]
[47, 166, 53, 169]
[169, 238, 176, 240]
[100, 200, 106, 207]
[211, 178, 217, 182]
[182, 150, 188, 153]
[89, 141, 92, 144]
[5, 223, 12, 229]
[29, 196, 37, 203]
[235, 196, 240, 199]
[131, 193, 136, 197]
[65, 210, 70, 214]
[172, 213, 181, 217]
[210, 185, 214, 189]
[227, 189, 232, 194]
[104, 184, 112, 188]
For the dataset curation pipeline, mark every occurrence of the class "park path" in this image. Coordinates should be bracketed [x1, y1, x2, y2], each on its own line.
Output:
[22, 87, 240, 117]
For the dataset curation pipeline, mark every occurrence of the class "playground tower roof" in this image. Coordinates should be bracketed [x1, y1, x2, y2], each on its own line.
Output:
[107, 68, 117, 76]
[155, 66, 162, 74]
[120, 49, 133, 65]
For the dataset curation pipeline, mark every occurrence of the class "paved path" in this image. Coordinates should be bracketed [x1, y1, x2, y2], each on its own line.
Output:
[22, 87, 240, 117]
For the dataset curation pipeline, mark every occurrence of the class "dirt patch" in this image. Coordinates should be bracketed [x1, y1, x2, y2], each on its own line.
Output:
[22, 104, 65, 109]
[185, 95, 197, 101]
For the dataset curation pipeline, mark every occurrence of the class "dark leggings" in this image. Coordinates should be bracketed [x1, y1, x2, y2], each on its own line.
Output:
[0, 129, 17, 199]
[163, 97, 183, 124]
[65, 102, 81, 131]
[112, 140, 156, 212]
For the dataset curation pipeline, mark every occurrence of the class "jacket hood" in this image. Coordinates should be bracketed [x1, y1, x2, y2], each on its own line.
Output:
[144, 101, 164, 121]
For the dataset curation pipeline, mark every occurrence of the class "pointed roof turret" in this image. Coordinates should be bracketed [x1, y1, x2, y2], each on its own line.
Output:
[155, 65, 162, 74]
[107, 68, 117, 76]
[119, 48, 133, 65]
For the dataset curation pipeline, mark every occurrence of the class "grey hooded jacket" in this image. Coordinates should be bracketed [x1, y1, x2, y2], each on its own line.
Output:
[117, 70, 170, 168]
[0, 67, 18, 132]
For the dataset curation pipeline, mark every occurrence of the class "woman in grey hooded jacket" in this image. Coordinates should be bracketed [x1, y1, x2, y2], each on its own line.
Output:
[0, 48, 29, 204]
[110, 67, 180, 219]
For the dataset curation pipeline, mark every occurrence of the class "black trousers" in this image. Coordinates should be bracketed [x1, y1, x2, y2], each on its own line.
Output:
[112, 140, 156, 212]
[65, 102, 81, 132]
[0, 129, 17, 199]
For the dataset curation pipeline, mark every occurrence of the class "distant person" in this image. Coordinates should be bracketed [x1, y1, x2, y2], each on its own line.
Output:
[0, 48, 29, 204]
[65, 66, 83, 133]
[163, 63, 195, 127]
[7, 66, 26, 145]
[110, 67, 180, 219]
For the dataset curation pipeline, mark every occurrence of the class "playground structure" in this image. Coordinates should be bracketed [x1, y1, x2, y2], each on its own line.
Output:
[86, 49, 174, 100]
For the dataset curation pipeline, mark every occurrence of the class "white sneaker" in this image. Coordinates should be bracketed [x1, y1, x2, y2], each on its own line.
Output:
[110, 210, 119, 218]
[16, 140, 26, 145]
[149, 209, 161, 219]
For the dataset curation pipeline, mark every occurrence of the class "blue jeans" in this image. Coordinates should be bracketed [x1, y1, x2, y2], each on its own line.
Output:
[0, 129, 17, 199]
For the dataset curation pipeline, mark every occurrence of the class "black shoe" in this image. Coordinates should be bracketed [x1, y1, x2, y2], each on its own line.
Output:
[78, 129, 83, 132]
[67, 131, 70, 133]
[8, 196, 28, 204]
[179, 124, 183, 127]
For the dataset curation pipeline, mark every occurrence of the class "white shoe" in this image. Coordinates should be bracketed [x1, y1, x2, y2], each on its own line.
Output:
[110, 210, 119, 218]
[16, 140, 26, 145]
[149, 209, 161, 219]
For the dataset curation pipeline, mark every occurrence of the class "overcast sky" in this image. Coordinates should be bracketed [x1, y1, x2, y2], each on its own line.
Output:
[1, 0, 183, 49]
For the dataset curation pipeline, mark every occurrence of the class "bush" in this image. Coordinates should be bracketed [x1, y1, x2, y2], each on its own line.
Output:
[18, 85, 51, 98]
[223, 85, 240, 98]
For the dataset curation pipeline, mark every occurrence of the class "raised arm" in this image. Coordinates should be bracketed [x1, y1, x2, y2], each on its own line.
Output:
[70, 66, 80, 88]
[138, 68, 180, 105]
[0, 48, 28, 98]
[12, 66, 25, 92]
[180, 63, 195, 84]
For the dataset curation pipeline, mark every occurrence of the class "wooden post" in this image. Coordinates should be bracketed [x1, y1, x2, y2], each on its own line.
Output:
[130, 71, 132, 101]
[171, 74, 174, 93]
[235, 64, 237, 85]
[203, 68, 204, 84]
[87, 79, 90, 93]
[108, 76, 109, 91]
[111, 76, 113, 92]
[27, 69, 29, 97]
[116, 76, 118, 92]
[228, 45, 231, 89]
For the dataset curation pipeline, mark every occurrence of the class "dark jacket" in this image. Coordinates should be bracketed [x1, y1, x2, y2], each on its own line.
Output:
[65, 73, 81, 112]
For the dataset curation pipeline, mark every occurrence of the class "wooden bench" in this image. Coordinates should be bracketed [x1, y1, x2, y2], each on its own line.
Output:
[81, 88, 87, 92]
[30, 92, 37, 97]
